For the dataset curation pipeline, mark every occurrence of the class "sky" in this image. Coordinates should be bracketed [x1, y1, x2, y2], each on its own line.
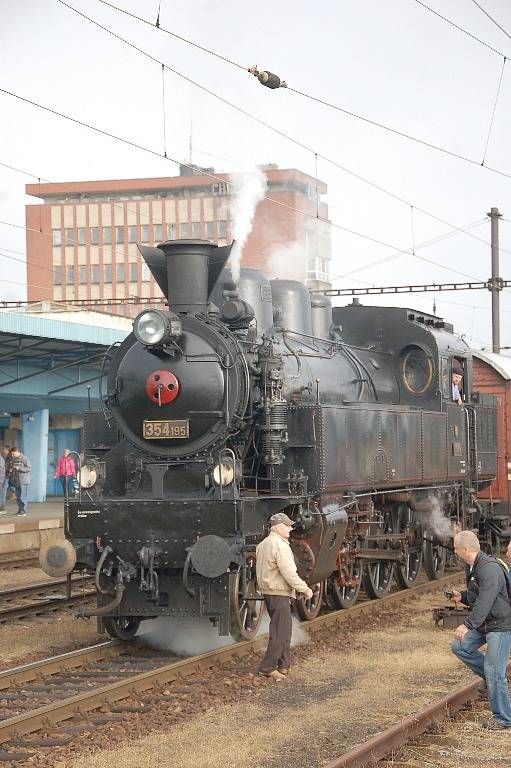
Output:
[1, 0, 511, 349]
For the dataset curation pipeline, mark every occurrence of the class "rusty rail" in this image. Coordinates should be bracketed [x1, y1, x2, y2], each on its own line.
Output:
[323, 679, 480, 768]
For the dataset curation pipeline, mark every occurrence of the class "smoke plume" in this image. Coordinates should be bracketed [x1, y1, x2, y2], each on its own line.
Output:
[141, 611, 309, 656]
[229, 166, 267, 284]
[141, 617, 234, 656]
[415, 495, 453, 538]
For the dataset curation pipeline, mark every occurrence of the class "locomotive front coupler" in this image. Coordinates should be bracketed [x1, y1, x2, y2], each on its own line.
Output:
[138, 541, 162, 601]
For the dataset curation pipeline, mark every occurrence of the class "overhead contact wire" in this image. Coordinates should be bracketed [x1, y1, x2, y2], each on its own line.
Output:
[89, 0, 511, 183]
[412, 0, 506, 57]
[96, 0, 246, 70]
[0, 87, 420, 254]
[471, 0, 511, 42]
[56, 0, 507, 253]
[481, 56, 507, 166]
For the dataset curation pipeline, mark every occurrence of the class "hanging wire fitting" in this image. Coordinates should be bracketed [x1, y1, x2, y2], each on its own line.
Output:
[248, 65, 287, 89]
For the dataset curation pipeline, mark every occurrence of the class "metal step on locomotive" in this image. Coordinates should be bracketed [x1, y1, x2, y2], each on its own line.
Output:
[40, 239, 499, 641]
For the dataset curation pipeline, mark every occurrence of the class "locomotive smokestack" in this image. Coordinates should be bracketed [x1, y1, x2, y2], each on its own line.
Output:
[138, 240, 233, 314]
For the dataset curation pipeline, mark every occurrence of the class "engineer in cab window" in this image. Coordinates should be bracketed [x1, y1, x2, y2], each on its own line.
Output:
[452, 363, 464, 405]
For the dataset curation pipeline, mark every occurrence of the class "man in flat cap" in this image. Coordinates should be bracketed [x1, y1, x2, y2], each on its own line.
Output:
[452, 362, 464, 405]
[256, 512, 313, 681]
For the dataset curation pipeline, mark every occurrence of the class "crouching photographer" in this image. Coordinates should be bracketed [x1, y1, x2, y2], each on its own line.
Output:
[449, 530, 511, 730]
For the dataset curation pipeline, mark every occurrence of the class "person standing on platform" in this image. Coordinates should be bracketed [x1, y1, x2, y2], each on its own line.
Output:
[0, 448, 5, 515]
[54, 449, 76, 498]
[0, 446, 11, 513]
[256, 512, 313, 681]
[9, 447, 31, 517]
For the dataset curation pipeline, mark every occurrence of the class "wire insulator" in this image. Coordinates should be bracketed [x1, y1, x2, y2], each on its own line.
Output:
[248, 65, 287, 89]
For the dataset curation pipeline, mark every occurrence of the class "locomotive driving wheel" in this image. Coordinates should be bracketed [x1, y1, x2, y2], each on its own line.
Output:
[327, 549, 362, 609]
[363, 559, 394, 599]
[294, 582, 323, 621]
[103, 616, 141, 641]
[362, 511, 394, 599]
[229, 553, 265, 641]
[393, 505, 423, 589]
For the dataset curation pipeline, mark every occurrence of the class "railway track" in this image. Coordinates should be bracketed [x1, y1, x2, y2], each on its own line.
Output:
[0, 551, 39, 570]
[0, 576, 95, 623]
[0, 570, 462, 763]
[323, 677, 483, 768]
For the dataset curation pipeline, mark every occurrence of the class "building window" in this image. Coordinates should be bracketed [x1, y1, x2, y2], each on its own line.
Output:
[130, 263, 138, 282]
[91, 265, 99, 284]
[306, 256, 330, 282]
[116, 226, 124, 245]
[212, 183, 228, 195]
[65, 228, 74, 246]
[79, 266, 88, 284]
[54, 266, 62, 285]
[104, 264, 112, 283]
[218, 220, 227, 238]
[141, 225, 150, 243]
[192, 222, 201, 239]
[205, 221, 214, 239]
[168, 223, 175, 240]
[116, 263, 125, 283]
[91, 227, 99, 245]
[129, 225, 137, 243]
[52, 229, 62, 247]
[78, 228, 86, 245]
[66, 266, 74, 284]
[142, 263, 151, 281]
[102, 226, 111, 245]
[179, 222, 190, 239]
[154, 223, 162, 242]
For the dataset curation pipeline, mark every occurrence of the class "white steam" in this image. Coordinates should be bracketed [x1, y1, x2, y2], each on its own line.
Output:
[229, 167, 267, 284]
[141, 610, 309, 656]
[257, 612, 310, 648]
[141, 617, 234, 656]
[416, 495, 453, 538]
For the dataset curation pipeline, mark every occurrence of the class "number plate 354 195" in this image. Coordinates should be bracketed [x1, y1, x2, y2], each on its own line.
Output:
[143, 420, 189, 439]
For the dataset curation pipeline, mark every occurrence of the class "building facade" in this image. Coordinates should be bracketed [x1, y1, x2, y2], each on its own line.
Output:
[25, 166, 331, 316]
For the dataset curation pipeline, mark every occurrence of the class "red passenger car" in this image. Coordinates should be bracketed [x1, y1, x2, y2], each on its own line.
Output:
[473, 351, 511, 539]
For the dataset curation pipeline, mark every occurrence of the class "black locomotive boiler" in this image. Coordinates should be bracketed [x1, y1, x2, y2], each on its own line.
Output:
[40, 239, 499, 641]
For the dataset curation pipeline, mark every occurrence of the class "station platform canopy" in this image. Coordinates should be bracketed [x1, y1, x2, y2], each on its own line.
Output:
[0, 309, 129, 415]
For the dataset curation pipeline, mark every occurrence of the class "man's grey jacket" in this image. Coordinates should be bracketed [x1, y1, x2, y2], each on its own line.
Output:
[9, 453, 31, 487]
[461, 551, 511, 633]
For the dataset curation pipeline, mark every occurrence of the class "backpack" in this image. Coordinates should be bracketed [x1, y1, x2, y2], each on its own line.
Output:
[495, 557, 511, 603]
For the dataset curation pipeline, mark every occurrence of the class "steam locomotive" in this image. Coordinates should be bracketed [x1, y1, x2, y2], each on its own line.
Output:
[41, 239, 499, 641]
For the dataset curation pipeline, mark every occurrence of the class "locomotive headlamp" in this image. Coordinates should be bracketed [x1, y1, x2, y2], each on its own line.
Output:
[78, 464, 97, 489]
[212, 463, 235, 487]
[133, 310, 182, 347]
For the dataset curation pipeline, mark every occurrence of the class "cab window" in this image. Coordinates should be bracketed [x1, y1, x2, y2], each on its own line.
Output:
[441, 357, 450, 399]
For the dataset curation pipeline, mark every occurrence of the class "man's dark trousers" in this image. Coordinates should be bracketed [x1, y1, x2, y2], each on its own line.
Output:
[259, 594, 292, 673]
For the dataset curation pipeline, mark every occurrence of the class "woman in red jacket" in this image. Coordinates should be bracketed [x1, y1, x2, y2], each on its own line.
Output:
[54, 449, 76, 497]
